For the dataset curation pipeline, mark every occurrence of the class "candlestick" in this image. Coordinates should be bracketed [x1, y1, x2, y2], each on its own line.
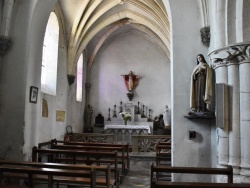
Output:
[141, 104, 146, 118]
[107, 108, 111, 121]
[148, 109, 152, 122]
[113, 104, 117, 117]
[137, 101, 141, 114]
[119, 101, 123, 113]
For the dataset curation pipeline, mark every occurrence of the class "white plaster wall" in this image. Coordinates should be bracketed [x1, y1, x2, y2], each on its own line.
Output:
[89, 32, 170, 123]
[24, 1, 58, 160]
[0, 0, 84, 160]
[165, 0, 214, 182]
[30, 1, 85, 149]
[0, 0, 46, 161]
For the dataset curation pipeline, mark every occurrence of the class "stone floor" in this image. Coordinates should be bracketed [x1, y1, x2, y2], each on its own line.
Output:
[120, 157, 155, 188]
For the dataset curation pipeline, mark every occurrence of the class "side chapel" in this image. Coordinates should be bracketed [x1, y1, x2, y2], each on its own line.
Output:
[1, 0, 250, 184]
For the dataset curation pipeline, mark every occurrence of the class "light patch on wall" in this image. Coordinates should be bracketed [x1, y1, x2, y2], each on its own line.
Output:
[56, 110, 65, 122]
[42, 98, 48, 117]
[76, 54, 83, 102]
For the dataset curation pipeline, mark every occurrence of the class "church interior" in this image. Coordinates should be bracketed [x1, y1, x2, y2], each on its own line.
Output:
[1, 0, 250, 187]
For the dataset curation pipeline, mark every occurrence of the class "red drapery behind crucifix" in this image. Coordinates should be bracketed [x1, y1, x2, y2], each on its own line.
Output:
[121, 71, 140, 91]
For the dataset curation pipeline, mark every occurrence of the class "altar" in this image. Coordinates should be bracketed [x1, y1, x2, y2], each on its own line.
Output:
[104, 124, 151, 144]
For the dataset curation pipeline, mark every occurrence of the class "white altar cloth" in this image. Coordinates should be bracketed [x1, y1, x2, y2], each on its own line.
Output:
[104, 125, 151, 144]
[104, 125, 151, 134]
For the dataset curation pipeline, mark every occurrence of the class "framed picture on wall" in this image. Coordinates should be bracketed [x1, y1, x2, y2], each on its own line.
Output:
[30, 86, 38, 103]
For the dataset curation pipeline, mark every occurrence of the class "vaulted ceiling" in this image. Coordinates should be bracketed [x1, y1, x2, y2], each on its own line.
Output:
[58, 0, 170, 77]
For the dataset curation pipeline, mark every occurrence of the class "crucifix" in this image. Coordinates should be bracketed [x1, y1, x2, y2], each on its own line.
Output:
[121, 71, 140, 101]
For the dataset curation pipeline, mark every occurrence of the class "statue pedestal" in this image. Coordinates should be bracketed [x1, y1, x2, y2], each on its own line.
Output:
[185, 111, 215, 119]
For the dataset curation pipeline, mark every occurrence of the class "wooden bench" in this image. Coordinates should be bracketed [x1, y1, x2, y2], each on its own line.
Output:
[32, 146, 119, 187]
[0, 186, 28, 188]
[51, 141, 128, 176]
[51, 144, 125, 185]
[51, 139, 131, 173]
[151, 181, 250, 187]
[0, 159, 113, 188]
[0, 163, 96, 188]
[37, 140, 53, 162]
[151, 163, 236, 188]
[156, 142, 171, 166]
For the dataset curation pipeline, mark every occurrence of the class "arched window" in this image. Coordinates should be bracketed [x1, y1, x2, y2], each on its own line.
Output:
[76, 54, 83, 102]
[41, 12, 59, 95]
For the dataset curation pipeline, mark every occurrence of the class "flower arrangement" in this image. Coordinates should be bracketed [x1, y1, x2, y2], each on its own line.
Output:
[119, 111, 131, 125]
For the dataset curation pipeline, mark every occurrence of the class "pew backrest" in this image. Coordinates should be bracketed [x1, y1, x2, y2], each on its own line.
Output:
[32, 146, 118, 186]
[151, 163, 233, 188]
[0, 164, 96, 188]
[152, 181, 250, 188]
[0, 159, 112, 188]
[51, 139, 130, 172]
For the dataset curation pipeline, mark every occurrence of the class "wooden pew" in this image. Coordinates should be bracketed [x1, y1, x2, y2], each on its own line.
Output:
[37, 140, 53, 162]
[32, 146, 119, 187]
[0, 163, 96, 188]
[150, 163, 237, 188]
[51, 139, 131, 173]
[0, 186, 28, 188]
[156, 142, 171, 166]
[51, 141, 127, 176]
[151, 181, 250, 187]
[0, 159, 113, 188]
[50, 143, 125, 185]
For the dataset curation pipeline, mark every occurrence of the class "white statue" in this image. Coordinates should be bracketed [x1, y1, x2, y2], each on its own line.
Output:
[163, 105, 170, 127]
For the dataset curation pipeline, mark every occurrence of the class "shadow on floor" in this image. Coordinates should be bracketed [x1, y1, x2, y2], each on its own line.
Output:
[120, 158, 155, 188]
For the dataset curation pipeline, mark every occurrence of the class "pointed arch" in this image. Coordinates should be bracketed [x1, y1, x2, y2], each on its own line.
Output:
[41, 12, 59, 95]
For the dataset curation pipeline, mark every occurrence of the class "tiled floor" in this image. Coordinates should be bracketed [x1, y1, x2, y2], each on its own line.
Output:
[120, 157, 155, 188]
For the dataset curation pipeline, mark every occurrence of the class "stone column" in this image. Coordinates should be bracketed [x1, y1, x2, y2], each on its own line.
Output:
[214, 0, 227, 48]
[214, 65, 229, 166]
[209, 44, 242, 174]
[227, 64, 240, 174]
[238, 46, 250, 175]
[0, 0, 14, 69]
[1, 0, 15, 36]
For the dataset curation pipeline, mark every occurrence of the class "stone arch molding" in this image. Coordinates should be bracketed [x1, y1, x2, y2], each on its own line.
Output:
[87, 23, 169, 72]
[68, 10, 170, 78]
[65, 0, 170, 81]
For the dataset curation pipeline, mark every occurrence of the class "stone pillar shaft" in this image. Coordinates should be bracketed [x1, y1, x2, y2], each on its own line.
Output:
[227, 64, 240, 174]
[215, 66, 229, 166]
[1, 0, 15, 36]
[209, 42, 250, 174]
[215, 0, 226, 47]
[239, 62, 250, 176]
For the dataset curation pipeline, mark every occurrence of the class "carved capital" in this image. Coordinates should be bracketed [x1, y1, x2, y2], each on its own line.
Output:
[0, 36, 12, 56]
[200, 27, 210, 47]
[208, 43, 250, 69]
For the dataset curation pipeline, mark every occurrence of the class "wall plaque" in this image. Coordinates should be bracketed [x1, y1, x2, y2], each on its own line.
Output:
[56, 110, 65, 122]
